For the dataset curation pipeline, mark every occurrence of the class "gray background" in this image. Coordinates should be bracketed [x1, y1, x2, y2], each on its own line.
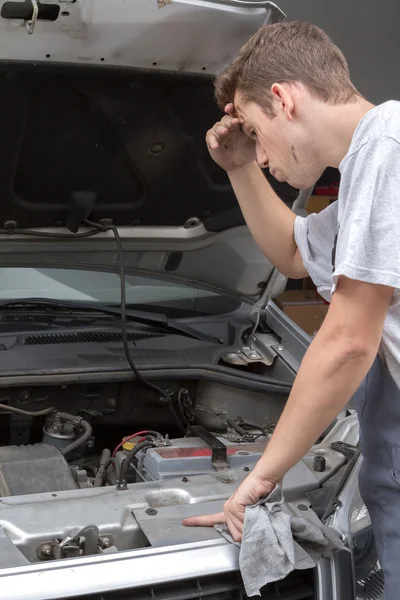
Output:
[277, 0, 398, 104]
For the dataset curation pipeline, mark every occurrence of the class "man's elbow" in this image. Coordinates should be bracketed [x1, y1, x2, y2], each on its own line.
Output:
[281, 249, 309, 279]
[339, 340, 373, 366]
[322, 331, 377, 373]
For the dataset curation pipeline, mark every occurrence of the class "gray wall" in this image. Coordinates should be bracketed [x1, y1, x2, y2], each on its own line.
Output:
[277, 0, 399, 105]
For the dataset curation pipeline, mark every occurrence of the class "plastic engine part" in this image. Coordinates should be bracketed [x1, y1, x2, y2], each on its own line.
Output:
[116, 436, 265, 481]
[0, 443, 78, 496]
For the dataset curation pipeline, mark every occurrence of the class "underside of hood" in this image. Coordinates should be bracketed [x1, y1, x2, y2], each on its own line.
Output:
[0, 0, 298, 300]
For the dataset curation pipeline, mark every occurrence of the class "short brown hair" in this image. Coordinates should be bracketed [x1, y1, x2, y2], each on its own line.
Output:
[215, 21, 359, 117]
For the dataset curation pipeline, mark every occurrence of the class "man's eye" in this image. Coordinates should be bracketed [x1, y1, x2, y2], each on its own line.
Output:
[250, 130, 257, 138]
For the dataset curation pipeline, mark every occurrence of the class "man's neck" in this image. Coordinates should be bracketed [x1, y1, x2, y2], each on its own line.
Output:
[318, 97, 376, 168]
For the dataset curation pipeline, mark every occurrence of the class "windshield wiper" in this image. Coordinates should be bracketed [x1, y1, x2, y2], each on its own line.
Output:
[0, 299, 222, 345]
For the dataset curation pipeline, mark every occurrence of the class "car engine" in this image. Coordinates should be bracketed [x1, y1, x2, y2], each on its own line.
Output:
[0, 378, 281, 499]
[0, 374, 352, 587]
[0, 404, 270, 497]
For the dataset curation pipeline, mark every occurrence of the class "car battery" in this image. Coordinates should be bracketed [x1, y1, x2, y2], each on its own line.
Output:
[116, 436, 265, 481]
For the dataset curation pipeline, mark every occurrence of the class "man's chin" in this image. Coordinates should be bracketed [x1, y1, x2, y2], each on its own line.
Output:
[289, 177, 320, 190]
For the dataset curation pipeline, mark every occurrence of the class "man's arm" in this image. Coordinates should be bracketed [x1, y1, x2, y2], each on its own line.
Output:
[251, 276, 392, 482]
[206, 108, 307, 279]
[228, 163, 307, 279]
[184, 276, 393, 539]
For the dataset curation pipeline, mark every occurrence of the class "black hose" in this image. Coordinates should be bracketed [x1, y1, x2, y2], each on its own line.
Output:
[61, 418, 93, 456]
[118, 441, 155, 488]
[227, 418, 247, 436]
[85, 220, 171, 402]
[0, 403, 55, 417]
[94, 449, 112, 487]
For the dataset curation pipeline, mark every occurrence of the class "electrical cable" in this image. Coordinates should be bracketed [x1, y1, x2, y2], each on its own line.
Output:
[104, 222, 171, 400]
[227, 418, 274, 442]
[86, 220, 188, 434]
[167, 401, 187, 435]
[177, 388, 190, 428]
[112, 429, 161, 457]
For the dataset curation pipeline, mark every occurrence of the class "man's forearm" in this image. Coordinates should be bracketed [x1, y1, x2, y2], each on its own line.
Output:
[252, 329, 376, 484]
[228, 162, 307, 278]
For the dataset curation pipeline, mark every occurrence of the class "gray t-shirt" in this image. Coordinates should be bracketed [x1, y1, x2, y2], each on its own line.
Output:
[294, 100, 400, 389]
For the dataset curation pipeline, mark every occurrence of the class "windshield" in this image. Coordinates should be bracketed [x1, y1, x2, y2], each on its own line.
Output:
[0, 268, 241, 317]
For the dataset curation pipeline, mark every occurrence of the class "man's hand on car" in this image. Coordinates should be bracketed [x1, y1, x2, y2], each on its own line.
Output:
[206, 103, 256, 173]
[182, 471, 276, 542]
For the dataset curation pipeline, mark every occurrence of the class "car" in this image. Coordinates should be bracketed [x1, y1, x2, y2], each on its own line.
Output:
[0, 1, 382, 599]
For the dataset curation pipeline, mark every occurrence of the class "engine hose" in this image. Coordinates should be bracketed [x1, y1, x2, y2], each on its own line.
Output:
[227, 418, 247, 436]
[118, 441, 155, 489]
[60, 418, 93, 456]
[94, 448, 112, 487]
[0, 403, 55, 417]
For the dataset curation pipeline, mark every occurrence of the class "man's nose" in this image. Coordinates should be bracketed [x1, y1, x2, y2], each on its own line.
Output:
[256, 143, 268, 169]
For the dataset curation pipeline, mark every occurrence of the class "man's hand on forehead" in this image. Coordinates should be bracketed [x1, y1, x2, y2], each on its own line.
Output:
[204, 103, 256, 172]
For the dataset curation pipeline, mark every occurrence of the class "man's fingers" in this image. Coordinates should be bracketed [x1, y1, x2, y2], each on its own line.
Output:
[206, 115, 240, 151]
[206, 130, 219, 150]
[214, 123, 229, 136]
[221, 114, 240, 128]
[226, 514, 243, 542]
[182, 512, 226, 527]
[206, 123, 230, 150]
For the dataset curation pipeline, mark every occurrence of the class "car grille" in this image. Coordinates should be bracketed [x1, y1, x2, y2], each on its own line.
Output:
[23, 331, 165, 345]
[64, 570, 315, 600]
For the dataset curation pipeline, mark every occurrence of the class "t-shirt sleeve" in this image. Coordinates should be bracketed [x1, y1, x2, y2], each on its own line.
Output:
[332, 135, 400, 293]
[294, 201, 338, 299]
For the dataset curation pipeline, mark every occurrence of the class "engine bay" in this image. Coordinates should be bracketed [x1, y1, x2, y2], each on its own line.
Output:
[0, 378, 278, 497]
[0, 376, 357, 568]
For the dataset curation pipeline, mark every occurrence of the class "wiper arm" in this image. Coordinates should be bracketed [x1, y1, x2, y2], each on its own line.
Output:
[0, 299, 222, 345]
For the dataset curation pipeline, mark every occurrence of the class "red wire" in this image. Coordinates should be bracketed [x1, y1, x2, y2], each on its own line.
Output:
[112, 430, 150, 457]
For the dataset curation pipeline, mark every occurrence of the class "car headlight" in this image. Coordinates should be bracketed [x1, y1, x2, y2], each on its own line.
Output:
[349, 487, 384, 599]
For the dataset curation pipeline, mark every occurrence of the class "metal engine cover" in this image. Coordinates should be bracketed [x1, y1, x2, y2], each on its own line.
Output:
[0, 443, 78, 497]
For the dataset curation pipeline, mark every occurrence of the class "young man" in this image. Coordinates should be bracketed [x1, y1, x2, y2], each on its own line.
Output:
[183, 21, 400, 597]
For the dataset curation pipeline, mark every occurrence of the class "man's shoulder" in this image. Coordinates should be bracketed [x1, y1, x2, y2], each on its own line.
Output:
[340, 101, 400, 173]
[353, 101, 400, 148]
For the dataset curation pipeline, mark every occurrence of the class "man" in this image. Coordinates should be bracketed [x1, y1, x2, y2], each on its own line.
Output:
[183, 20, 400, 597]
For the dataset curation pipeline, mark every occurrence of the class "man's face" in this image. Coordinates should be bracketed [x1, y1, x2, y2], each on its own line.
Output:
[234, 91, 325, 189]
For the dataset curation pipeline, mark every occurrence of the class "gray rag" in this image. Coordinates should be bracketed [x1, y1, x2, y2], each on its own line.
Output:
[214, 484, 345, 596]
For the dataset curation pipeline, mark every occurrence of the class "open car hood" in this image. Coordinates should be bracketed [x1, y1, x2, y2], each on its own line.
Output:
[0, 0, 296, 301]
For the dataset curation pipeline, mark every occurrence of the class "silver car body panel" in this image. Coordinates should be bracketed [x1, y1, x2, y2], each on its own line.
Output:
[0, 0, 284, 74]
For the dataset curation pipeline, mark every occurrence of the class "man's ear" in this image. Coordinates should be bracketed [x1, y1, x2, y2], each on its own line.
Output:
[270, 83, 294, 120]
